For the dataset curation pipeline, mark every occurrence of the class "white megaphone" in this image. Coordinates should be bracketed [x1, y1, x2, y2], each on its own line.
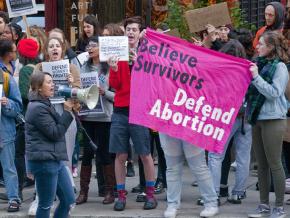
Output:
[57, 85, 99, 110]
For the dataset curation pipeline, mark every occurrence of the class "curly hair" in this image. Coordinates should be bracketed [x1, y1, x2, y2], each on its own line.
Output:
[261, 31, 289, 63]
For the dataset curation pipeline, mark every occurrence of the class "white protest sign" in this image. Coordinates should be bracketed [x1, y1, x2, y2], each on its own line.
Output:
[77, 52, 89, 66]
[79, 71, 104, 115]
[6, 0, 37, 18]
[99, 36, 129, 62]
[42, 60, 70, 97]
[80, 71, 99, 89]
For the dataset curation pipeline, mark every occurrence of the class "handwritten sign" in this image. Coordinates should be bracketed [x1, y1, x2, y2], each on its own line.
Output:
[42, 60, 70, 97]
[99, 36, 129, 62]
[79, 70, 104, 115]
[6, 0, 37, 18]
[185, 2, 232, 33]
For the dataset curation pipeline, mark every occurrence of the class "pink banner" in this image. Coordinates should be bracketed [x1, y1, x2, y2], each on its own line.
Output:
[129, 29, 251, 153]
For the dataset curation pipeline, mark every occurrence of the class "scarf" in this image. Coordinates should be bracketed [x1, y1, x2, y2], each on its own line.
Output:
[246, 58, 279, 125]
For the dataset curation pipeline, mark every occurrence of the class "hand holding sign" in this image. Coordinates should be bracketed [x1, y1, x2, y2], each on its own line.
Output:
[99, 36, 129, 62]
[67, 73, 74, 86]
[107, 56, 119, 72]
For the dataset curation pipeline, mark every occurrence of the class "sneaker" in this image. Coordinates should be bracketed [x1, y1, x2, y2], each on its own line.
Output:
[197, 197, 220, 206]
[164, 205, 178, 218]
[72, 167, 78, 178]
[114, 199, 126, 211]
[248, 204, 271, 218]
[28, 196, 39, 216]
[227, 194, 242, 204]
[200, 206, 219, 217]
[270, 207, 286, 218]
[7, 200, 21, 212]
[136, 192, 147, 202]
[143, 197, 158, 210]
[154, 181, 165, 194]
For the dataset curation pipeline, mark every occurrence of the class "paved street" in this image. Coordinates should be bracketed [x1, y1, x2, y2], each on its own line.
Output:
[0, 164, 289, 217]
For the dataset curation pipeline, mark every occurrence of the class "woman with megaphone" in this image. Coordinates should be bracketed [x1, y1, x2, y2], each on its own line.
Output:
[25, 71, 75, 218]
[33, 36, 81, 193]
[75, 35, 116, 205]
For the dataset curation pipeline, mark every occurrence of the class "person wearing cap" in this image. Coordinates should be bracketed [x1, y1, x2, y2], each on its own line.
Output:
[253, 2, 285, 50]
[15, 38, 40, 201]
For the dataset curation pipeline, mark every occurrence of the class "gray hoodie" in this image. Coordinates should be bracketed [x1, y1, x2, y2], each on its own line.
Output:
[79, 61, 114, 122]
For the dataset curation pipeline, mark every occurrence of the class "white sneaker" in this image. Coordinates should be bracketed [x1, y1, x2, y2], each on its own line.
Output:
[200, 206, 219, 217]
[164, 205, 178, 218]
[28, 196, 39, 216]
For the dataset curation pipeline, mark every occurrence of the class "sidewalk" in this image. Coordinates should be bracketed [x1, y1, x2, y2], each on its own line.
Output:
[0, 165, 289, 217]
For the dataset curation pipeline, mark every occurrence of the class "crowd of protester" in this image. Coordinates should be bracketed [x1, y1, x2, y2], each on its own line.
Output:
[0, 1, 290, 218]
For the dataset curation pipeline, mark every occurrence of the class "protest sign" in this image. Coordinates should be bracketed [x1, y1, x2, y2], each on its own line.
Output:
[184, 2, 232, 33]
[77, 52, 89, 66]
[6, 0, 37, 18]
[99, 36, 129, 62]
[129, 28, 251, 153]
[42, 60, 70, 97]
[79, 70, 104, 115]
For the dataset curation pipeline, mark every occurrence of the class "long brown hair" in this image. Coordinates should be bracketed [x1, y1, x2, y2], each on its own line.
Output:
[262, 31, 289, 63]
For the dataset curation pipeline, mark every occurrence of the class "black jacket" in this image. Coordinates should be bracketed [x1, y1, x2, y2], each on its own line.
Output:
[25, 93, 73, 161]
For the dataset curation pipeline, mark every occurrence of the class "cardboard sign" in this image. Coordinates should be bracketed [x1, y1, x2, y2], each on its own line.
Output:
[129, 29, 251, 153]
[42, 60, 70, 97]
[99, 36, 129, 62]
[6, 0, 37, 18]
[185, 2, 232, 33]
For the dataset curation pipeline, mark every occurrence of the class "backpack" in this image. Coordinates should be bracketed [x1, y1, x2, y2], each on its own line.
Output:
[0, 68, 9, 96]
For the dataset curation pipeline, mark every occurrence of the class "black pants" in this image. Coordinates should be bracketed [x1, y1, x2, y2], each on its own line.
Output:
[15, 125, 26, 191]
[81, 121, 115, 166]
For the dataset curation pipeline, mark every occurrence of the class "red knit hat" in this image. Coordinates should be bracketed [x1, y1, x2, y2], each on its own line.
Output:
[17, 39, 39, 59]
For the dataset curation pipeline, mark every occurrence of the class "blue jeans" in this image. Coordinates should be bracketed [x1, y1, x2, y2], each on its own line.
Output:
[29, 160, 75, 218]
[208, 117, 252, 196]
[159, 134, 218, 208]
[1, 140, 20, 203]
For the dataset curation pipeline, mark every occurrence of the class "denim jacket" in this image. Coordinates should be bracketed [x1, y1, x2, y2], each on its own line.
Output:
[0, 74, 22, 144]
[252, 62, 289, 120]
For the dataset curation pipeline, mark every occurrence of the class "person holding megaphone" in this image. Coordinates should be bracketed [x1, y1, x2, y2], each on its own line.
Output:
[25, 71, 76, 218]
[33, 36, 81, 193]
[76, 36, 116, 205]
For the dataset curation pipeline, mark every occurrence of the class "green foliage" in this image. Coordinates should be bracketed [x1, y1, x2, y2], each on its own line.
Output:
[164, 0, 192, 40]
[229, 2, 256, 31]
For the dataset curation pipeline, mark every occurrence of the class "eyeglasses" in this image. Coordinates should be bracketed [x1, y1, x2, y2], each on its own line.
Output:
[86, 43, 98, 50]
